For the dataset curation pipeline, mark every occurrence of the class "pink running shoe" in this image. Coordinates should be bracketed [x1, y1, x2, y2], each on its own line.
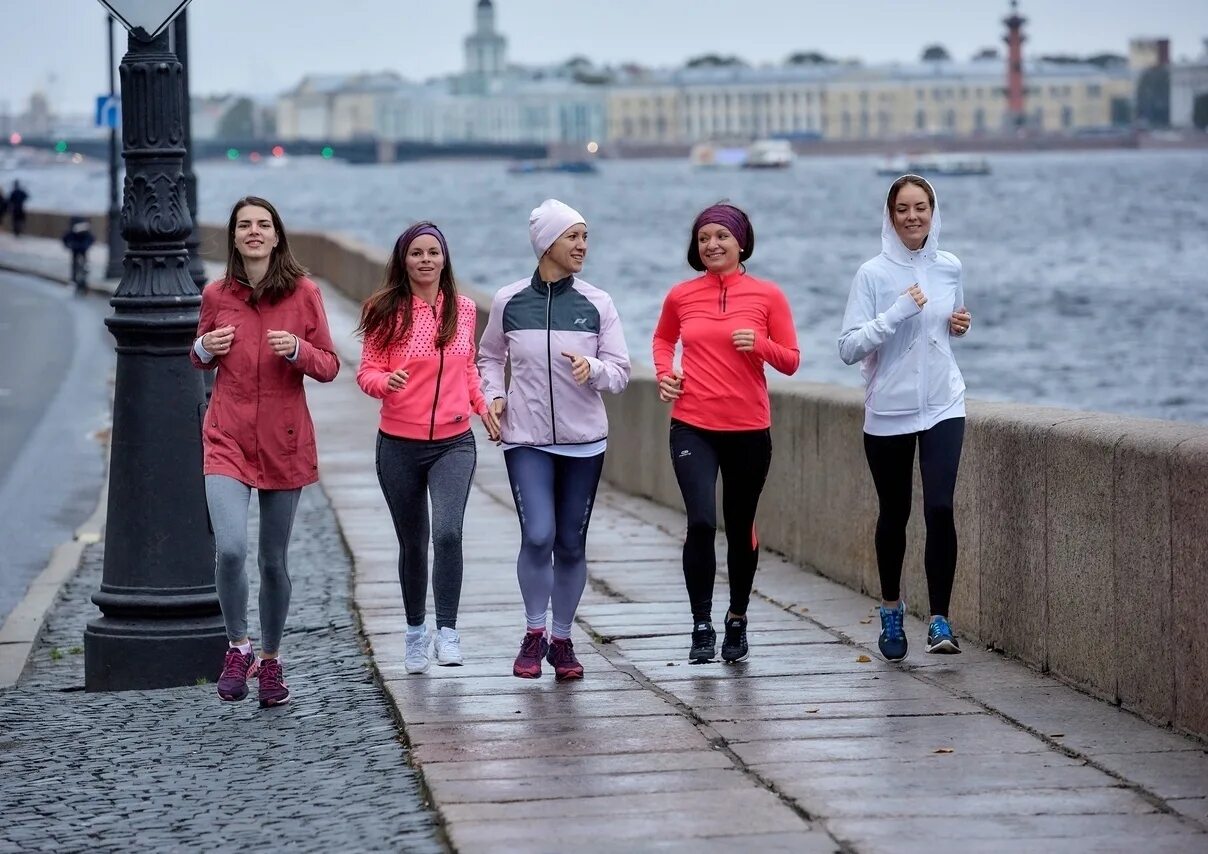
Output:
[257, 657, 291, 708]
[512, 630, 549, 678]
[546, 637, 584, 682]
[217, 647, 259, 701]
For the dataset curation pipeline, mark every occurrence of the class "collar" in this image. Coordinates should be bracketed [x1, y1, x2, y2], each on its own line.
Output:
[703, 267, 745, 288]
[530, 269, 575, 295]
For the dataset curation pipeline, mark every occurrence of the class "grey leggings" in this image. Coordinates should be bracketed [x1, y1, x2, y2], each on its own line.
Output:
[375, 429, 477, 629]
[204, 475, 302, 654]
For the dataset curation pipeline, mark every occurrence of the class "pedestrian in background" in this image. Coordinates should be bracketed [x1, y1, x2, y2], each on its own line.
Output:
[356, 221, 499, 675]
[9, 181, 29, 237]
[192, 195, 340, 706]
[653, 202, 800, 665]
[61, 216, 95, 295]
[838, 174, 971, 662]
[479, 199, 630, 681]
[0, 185, 8, 228]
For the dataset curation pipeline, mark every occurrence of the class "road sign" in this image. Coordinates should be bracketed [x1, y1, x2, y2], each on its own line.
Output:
[97, 0, 192, 41]
[95, 95, 121, 129]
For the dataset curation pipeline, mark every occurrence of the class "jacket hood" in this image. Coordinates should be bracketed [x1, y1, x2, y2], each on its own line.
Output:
[881, 174, 940, 266]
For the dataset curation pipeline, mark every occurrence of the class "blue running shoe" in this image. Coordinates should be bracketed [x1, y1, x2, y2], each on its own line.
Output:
[926, 616, 961, 654]
[878, 602, 908, 662]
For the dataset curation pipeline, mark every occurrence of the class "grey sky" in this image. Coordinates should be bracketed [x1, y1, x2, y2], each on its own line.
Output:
[3, 0, 1207, 116]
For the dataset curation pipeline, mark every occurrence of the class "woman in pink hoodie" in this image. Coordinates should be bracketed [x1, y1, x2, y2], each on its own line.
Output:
[357, 222, 499, 675]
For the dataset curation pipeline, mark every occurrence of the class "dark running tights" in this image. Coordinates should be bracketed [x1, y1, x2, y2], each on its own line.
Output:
[669, 420, 772, 622]
[863, 416, 965, 617]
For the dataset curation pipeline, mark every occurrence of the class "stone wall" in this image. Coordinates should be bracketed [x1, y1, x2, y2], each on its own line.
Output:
[22, 209, 1208, 739]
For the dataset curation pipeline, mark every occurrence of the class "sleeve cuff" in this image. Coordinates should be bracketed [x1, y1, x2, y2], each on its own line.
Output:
[285, 336, 300, 362]
[194, 337, 215, 364]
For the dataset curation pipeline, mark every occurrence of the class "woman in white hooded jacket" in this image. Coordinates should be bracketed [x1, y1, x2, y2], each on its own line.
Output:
[839, 174, 972, 663]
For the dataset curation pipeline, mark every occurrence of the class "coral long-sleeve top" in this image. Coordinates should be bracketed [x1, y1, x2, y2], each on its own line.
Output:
[652, 269, 799, 431]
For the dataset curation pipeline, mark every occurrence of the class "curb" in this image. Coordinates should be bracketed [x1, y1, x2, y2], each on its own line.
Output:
[0, 258, 117, 296]
[0, 475, 109, 689]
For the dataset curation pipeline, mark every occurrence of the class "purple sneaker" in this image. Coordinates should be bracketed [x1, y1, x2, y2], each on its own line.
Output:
[257, 657, 291, 708]
[217, 647, 259, 702]
[513, 630, 549, 678]
[546, 637, 584, 682]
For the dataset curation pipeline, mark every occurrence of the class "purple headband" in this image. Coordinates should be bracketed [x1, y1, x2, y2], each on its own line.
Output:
[396, 223, 449, 261]
[693, 204, 749, 250]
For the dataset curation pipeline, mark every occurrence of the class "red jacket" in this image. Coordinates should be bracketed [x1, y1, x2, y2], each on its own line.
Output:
[653, 269, 800, 431]
[357, 292, 487, 440]
[192, 276, 340, 489]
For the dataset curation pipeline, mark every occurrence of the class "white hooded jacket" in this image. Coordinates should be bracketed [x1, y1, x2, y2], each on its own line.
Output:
[838, 176, 967, 436]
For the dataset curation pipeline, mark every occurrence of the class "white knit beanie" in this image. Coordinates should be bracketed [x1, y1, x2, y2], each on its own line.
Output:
[529, 199, 586, 258]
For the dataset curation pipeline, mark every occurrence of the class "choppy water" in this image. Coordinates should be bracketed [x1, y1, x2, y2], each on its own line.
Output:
[14, 149, 1208, 423]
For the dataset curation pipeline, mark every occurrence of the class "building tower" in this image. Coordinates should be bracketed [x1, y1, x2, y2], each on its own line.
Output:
[1003, 0, 1027, 128]
[463, 0, 507, 95]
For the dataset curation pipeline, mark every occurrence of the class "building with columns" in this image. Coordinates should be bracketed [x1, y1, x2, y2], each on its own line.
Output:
[461, 0, 508, 96]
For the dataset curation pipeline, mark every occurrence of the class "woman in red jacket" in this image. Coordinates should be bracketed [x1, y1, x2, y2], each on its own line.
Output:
[357, 222, 500, 675]
[653, 202, 800, 665]
[192, 196, 340, 707]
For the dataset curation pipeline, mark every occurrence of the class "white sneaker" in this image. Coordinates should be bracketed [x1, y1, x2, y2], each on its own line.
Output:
[433, 627, 464, 666]
[404, 627, 430, 674]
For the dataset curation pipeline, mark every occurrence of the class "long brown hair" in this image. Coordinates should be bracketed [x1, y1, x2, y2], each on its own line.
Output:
[224, 196, 307, 305]
[357, 222, 459, 349]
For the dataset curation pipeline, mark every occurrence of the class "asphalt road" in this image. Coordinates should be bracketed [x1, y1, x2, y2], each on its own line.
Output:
[0, 271, 112, 622]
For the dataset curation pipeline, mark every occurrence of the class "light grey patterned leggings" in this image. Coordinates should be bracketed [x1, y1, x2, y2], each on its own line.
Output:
[205, 475, 302, 654]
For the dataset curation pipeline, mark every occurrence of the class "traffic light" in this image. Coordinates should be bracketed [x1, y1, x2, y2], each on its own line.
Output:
[320, 146, 334, 159]
[227, 148, 240, 160]
[55, 140, 68, 153]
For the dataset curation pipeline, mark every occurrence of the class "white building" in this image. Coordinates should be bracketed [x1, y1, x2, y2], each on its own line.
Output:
[277, 72, 406, 141]
[1170, 39, 1208, 129]
[461, 0, 507, 96]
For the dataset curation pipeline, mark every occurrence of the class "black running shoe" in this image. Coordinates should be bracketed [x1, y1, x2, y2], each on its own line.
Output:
[689, 621, 716, 663]
[721, 616, 749, 663]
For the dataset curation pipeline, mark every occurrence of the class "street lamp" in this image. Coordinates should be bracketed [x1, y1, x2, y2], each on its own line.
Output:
[85, 3, 226, 691]
[103, 13, 125, 280]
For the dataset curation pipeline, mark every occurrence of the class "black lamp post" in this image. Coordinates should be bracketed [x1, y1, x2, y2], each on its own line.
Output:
[84, 21, 225, 691]
[103, 13, 125, 280]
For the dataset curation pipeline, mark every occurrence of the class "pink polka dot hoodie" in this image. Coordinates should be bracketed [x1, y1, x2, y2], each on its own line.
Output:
[357, 291, 488, 440]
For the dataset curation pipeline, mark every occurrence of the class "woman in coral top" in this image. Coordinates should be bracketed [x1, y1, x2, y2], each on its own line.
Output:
[653, 202, 800, 665]
[192, 196, 340, 707]
[357, 222, 499, 675]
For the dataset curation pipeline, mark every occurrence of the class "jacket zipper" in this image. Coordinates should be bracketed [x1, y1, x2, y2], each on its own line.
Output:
[429, 303, 444, 441]
[545, 284, 557, 444]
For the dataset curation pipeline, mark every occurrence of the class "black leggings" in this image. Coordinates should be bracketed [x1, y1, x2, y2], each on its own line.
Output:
[669, 420, 772, 622]
[863, 416, 965, 617]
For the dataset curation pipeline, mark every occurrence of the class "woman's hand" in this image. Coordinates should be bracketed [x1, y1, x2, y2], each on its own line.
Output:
[731, 329, 756, 352]
[487, 398, 506, 444]
[386, 368, 409, 392]
[480, 406, 501, 442]
[906, 284, 927, 308]
[561, 351, 591, 385]
[949, 307, 971, 336]
[202, 325, 235, 356]
[267, 329, 298, 358]
[658, 373, 683, 402]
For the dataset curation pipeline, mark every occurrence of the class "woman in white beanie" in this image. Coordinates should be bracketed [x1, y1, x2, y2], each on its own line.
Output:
[478, 199, 631, 681]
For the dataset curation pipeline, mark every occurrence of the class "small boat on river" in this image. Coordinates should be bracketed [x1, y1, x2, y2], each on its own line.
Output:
[507, 159, 598, 175]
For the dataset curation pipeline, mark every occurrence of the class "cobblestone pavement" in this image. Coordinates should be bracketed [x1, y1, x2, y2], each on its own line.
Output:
[0, 486, 446, 854]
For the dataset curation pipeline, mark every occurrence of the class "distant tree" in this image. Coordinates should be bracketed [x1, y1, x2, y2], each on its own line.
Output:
[1135, 66, 1171, 127]
[685, 54, 747, 69]
[785, 51, 836, 66]
[1110, 96, 1133, 126]
[217, 98, 255, 139]
[1195, 93, 1208, 130]
[973, 47, 999, 61]
[1086, 53, 1128, 68]
[1038, 54, 1081, 65]
[921, 44, 951, 62]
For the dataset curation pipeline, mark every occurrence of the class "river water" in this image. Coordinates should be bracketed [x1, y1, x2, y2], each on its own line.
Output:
[16, 148, 1208, 424]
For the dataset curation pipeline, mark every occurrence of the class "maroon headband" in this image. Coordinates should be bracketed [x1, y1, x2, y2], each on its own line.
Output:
[396, 222, 449, 261]
[692, 204, 749, 250]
